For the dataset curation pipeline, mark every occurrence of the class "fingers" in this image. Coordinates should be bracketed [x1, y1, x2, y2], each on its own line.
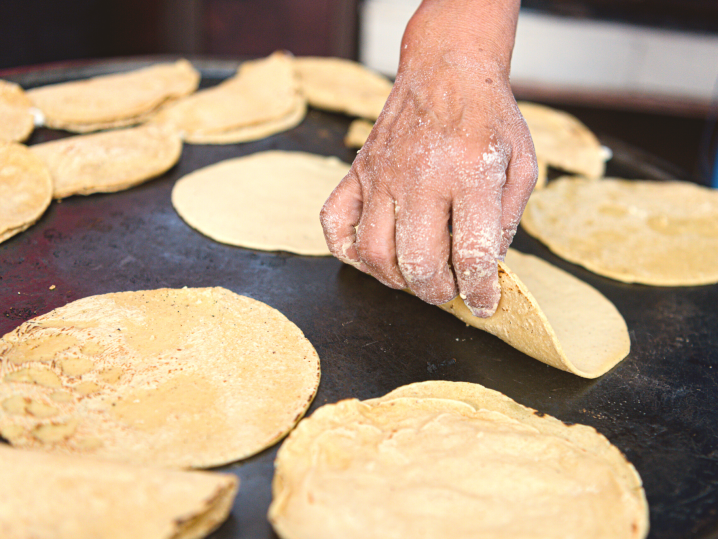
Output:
[320, 171, 367, 271]
[355, 188, 406, 289]
[499, 127, 538, 258]
[451, 166, 506, 318]
[396, 191, 457, 305]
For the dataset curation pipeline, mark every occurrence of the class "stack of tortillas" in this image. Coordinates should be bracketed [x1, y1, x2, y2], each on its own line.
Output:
[522, 176, 718, 285]
[0, 287, 320, 467]
[151, 51, 306, 144]
[269, 380, 649, 539]
[431, 249, 630, 378]
[172, 151, 350, 254]
[0, 80, 35, 143]
[0, 445, 238, 539]
[30, 123, 182, 198]
[27, 59, 200, 132]
[0, 142, 53, 245]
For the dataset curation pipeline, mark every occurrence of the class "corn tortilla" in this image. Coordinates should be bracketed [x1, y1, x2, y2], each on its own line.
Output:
[294, 57, 393, 120]
[172, 151, 350, 255]
[0, 142, 53, 244]
[0, 445, 238, 539]
[27, 60, 200, 131]
[518, 101, 606, 178]
[0, 287, 321, 468]
[521, 176, 718, 285]
[0, 80, 34, 143]
[30, 124, 182, 198]
[270, 381, 648, 539]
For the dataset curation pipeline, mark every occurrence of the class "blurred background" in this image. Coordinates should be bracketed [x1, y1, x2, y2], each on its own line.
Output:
[1, 0, 716, 185]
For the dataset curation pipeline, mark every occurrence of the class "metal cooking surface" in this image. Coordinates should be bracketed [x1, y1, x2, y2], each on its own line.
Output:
[1, 59, 717, 539]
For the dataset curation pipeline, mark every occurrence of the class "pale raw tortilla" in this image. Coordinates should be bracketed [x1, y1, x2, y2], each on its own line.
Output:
[521, 176, 718, 285]
[185, 96, 306, 145]
[172, 151, 350, 255]
[30, 124, 182, 198]
[0, 287, 321, 468]
[294, 57, 393, 120]
[0, 80, 34, 143]
[518, 101, 606, 178]
[535, 157, 548, 189]
[27, 60, 200, 131]
[0, 445, 238, 539]
[269, 382, 648, 539]
[431, 249, 630, 378]
[0, 142, 53, 244]
[152, 52, 303, 142]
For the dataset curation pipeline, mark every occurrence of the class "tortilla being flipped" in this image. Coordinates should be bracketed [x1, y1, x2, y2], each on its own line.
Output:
[0, 445, 238, 539]
[517, 101, 606, 179]
[424, 249, 630, 378]
[294, 57, 393, 120]
[269, 381, 648, 539]
[521, 176, 718, 286]
[27, 60, 200, 132]
[0, 287, 321, 468]
[0, 80, 34, 143]
[172, 151, 350, 255]
[30, 124, 182, 198]
[0, 142, 53, 244]
[151, 51, 304, 144]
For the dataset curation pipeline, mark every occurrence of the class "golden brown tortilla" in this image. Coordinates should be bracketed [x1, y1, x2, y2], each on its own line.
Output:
[518, 101, 606, 178]
[151, 52, 304, 143]
[30, 124, 182, 198]
[521, 176, 718, 285]
[0, 287, 321, 468]
[0, 142, 53, 244]
[427, 249, 630, 378]
[27, 60, 200, 132]
[294, 57, 393, 120]
[0, 80, 34, 143]
[0, 445, 238, 539]
[269, 381, 648, 539]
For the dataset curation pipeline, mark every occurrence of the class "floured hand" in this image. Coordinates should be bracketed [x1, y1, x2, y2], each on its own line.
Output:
[320, 0, 537, 317]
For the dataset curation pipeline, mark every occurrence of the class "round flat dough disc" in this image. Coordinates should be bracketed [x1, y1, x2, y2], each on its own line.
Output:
[0, 287, 321, 468]
[172, 151, 350, 255]
[0, 142, 53, 244]
[518, 102, 606, 178]
[27, 60, 200, 131]
[30, 124, 182, 199]
[270, 382, 648, 539]
[294, 57, 393, 120]
[521, 176, 718, 285]
[0, 80, 34, 143]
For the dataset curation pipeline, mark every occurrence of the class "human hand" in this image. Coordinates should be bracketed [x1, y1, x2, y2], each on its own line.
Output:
[320, 0, 537, 317]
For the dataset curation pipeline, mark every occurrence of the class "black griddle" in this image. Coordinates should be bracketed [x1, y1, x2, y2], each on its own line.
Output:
[1, 58, 717, 539]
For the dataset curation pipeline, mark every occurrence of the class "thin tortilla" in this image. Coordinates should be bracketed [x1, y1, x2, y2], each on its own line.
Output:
[294, 57, 393, 120]
[27, 60, 199, 131]
[0, 142, 53, 244]
[344, 118, 374, 149]
[151, 52, 302, 141]
[0, 80, 34, 143]
[431, 249, 630, 378]
[0, 287, 321, 468]
[521, 176, 718, 285]
[172, 151, 350, 255]
[0, 445, 238, 539]
[518, 101, 606, 178]
[30, 124, 182, 198]
[269, 383, 648, 539]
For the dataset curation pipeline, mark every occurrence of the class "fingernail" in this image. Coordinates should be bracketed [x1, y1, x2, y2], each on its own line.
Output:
[468, 304, 497, 319]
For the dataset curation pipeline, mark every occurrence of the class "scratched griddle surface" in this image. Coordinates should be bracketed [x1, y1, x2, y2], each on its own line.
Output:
[1, 59, 716, 539]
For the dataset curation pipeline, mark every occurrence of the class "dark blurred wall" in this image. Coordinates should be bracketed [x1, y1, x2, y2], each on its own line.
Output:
[0, 0, 357, 70]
